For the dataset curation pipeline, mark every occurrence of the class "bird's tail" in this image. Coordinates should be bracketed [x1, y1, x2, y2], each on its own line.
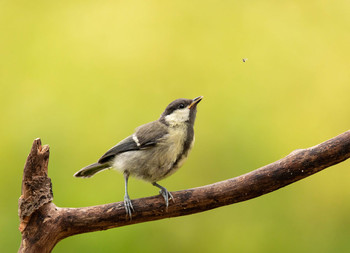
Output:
[74, 162, 110, 178]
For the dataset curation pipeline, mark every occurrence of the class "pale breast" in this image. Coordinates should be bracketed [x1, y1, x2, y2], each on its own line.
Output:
[173, 135, 195, 169]
[165, 125, 188, 161]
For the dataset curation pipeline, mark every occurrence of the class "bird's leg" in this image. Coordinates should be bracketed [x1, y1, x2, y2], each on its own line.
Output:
[152, 182, 174, 211]
[123, 171, 134, 218]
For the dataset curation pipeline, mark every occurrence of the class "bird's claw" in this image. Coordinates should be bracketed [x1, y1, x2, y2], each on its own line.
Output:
[152, 182, 174, 211]
[124, 194, 134, 219]
[159, 188, 174, 211]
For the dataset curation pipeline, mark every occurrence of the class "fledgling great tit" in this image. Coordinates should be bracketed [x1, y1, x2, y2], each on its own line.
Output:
[74, 96, 203, 217]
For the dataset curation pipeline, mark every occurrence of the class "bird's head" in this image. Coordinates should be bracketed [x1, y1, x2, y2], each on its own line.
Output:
[160, 96, 203, 127]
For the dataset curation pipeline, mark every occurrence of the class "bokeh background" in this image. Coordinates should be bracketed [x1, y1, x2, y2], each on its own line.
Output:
[1, 0, 350, 252]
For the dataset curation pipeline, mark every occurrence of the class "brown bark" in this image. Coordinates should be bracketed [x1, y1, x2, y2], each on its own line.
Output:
[18, 131, 350, 252]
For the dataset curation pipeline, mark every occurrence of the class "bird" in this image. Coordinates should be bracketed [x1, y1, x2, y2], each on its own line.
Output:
[74, 96, 203, 217]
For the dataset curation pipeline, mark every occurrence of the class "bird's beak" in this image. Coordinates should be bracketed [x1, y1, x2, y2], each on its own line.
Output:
[188, 96, 203, 109]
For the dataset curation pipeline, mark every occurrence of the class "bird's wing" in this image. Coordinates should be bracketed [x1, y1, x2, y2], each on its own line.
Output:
[134, 120, 169, 147]
[97, 136, 139, 163]
[98, 121, 168, 163]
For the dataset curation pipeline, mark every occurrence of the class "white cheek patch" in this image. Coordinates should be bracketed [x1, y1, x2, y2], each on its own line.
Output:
[165, 108, 190, 126]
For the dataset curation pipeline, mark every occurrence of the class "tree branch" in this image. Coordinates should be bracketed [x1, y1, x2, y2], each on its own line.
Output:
[18, 131, 350, 252]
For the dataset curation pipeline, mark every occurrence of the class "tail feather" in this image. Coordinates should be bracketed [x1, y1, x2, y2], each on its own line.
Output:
[74, 162, 110, 178]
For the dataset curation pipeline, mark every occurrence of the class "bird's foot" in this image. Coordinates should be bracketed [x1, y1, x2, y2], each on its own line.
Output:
[152, 182, 174, 211]
[124, 194, 134, 219]
[160, 188, 174, 211]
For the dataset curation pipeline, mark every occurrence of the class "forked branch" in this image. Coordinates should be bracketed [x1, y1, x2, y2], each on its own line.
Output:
[18, 131, 350, 252]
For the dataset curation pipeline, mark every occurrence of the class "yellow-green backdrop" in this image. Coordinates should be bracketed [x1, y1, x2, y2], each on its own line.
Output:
[1, 1, 350, 252]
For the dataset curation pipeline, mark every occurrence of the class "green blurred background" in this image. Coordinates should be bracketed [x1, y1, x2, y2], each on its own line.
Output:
[1, 0, 350, 252]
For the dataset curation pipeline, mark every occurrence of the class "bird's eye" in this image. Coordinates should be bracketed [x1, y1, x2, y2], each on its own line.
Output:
[178, 103, 185, 109]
